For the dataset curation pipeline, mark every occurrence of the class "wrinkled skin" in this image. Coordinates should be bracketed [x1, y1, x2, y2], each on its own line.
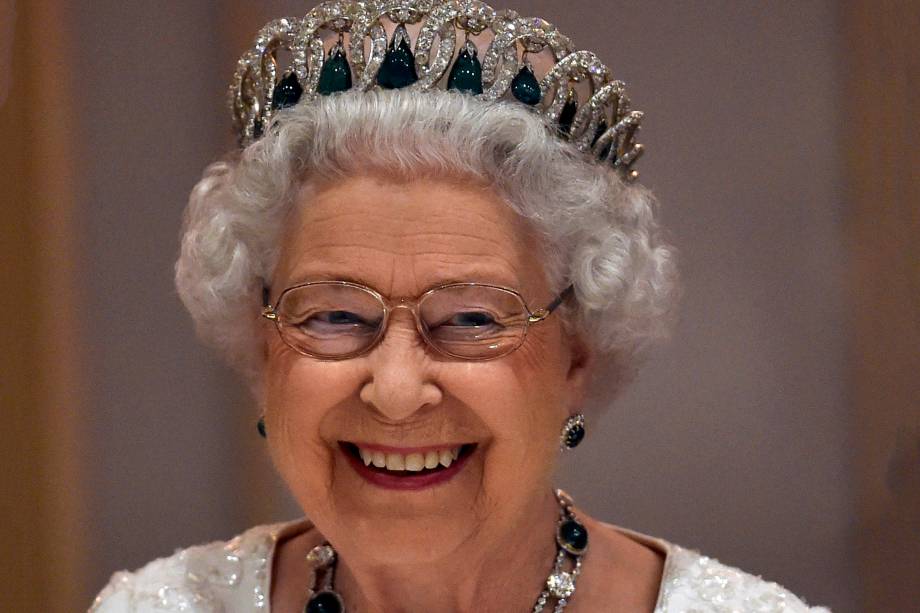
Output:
[262, 174, 662, 612]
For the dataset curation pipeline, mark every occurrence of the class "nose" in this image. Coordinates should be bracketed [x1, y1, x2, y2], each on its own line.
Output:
[359, 309, 443, 421]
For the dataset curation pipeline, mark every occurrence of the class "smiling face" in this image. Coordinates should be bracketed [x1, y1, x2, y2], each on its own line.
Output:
[262, 173, 591, 564]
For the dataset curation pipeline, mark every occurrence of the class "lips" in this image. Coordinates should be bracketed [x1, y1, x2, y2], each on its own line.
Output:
[339, 441, 477, 490]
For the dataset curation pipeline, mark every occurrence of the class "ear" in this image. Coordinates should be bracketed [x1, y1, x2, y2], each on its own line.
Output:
[259, 282, 283, 362]
[563, 330, 594, 413]
[260, 319, 273, 360]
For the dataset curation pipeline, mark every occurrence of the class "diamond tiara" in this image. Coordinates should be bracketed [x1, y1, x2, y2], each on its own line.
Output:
[229, 0, 645, 182]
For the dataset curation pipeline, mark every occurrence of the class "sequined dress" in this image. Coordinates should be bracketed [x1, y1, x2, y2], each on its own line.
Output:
[89, 519, 831, 612]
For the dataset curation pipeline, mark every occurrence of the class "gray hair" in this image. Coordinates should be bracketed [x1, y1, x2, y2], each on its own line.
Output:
[175, 89, 678, 404]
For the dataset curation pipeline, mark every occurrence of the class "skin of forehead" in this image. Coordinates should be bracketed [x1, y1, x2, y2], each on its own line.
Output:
[273, 173, 553, 302]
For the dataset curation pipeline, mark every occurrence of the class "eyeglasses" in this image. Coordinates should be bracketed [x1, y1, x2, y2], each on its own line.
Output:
[261, 280, 574, 361]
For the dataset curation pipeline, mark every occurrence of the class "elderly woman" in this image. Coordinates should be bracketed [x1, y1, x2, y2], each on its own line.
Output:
[91, 2, 829, 612]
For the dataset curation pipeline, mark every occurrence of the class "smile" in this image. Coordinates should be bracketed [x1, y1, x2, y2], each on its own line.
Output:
[339, 441, 477, 490]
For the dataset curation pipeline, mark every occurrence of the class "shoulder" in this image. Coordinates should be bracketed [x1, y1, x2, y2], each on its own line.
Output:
[88, 520, 306, 612]
[657, 542, 832, 612]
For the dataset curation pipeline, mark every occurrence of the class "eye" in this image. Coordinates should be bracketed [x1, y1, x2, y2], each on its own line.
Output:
[318, 310, 366, 325]
[294, 310, 377, 335]
[443, 311, 498, 327]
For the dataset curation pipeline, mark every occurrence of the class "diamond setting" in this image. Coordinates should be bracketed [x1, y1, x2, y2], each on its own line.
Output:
[228, 0, 645, 182]
[305, 544, 336, 568]
[546, 571, 576, 599]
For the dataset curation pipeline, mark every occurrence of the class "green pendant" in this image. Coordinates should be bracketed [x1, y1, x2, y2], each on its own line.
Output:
[317, 42, 352, 95]
[305, 590, 344, 613]
[557, 91, 577, 135]
[377, 23, 418, 89]
[510, 63, 541, 106]
[271, 72, 303, 110]
[447, 40, 483, 95]
[557, 518, 588, 555]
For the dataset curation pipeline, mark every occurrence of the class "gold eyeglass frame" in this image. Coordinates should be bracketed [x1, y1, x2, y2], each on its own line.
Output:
[261, 280, 574, 361]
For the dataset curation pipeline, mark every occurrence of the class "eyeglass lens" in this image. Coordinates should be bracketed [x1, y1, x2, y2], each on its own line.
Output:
[276, 283, 530, 359]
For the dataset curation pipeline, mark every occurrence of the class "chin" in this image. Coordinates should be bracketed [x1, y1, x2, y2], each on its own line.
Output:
[343, 511, 476, 564]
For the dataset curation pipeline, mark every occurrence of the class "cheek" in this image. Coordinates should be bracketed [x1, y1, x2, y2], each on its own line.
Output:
[262, 347, 361, 501]
[510, 321, 571, 425]
[261, 326, 571, 515]
[463, 329, 570, 491]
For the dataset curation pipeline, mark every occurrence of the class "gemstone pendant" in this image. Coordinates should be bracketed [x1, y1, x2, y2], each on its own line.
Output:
[377, 23, 418, 89]
[318, 42, 352, 95]
[556, 518, 588, 555]
[510, 62, 542, 105]
[271, 72, 303, 110]
[557, 90, 577, 135]
[305, 590, 344, 613]
[447, 39, 483, 94]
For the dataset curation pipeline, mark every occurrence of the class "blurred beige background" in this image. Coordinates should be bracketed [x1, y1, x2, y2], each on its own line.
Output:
[2, 1, 917, 612]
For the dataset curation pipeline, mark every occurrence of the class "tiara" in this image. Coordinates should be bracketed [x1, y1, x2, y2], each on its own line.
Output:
[229, 0, 644, 182]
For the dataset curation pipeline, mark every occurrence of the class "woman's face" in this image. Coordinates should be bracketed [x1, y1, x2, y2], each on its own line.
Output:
[263, 173, 591, 563]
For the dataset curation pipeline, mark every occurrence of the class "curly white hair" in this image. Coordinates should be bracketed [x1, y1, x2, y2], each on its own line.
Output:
[175, 88, 679, 404]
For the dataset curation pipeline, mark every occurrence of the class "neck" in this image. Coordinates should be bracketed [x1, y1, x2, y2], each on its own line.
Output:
[332, 489, 561, 613]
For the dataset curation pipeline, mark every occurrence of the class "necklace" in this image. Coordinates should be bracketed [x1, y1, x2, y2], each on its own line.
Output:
[301, 489, 588, 613]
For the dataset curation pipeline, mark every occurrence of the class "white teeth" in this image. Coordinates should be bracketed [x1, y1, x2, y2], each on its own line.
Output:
[385, 453, 405, 471]
[404, 453, 425, 471]
[354, 445, 469, 472]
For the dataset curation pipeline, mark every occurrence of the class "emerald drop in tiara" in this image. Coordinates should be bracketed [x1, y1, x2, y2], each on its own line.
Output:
[229, 0, 645, 182]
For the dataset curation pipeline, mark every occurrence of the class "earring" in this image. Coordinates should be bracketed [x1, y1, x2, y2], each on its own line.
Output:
[256, 416, 267, 438]
[560, 413, 585, 450]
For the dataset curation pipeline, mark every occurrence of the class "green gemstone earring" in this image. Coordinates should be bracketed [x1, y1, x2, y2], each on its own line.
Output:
[560, 413, 585, 450]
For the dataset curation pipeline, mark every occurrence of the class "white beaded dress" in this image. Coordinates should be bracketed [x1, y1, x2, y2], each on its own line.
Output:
[89, 518, 831, 612]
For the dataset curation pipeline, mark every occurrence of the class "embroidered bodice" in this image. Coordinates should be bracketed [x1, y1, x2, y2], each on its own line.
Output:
[89, 519, 831, 612]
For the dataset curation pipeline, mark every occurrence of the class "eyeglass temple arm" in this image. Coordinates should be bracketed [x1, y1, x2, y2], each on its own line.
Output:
[529, 284, 575, 323]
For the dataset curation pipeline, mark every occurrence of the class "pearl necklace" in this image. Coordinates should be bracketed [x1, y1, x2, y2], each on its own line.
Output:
[301, 489, 588, 613]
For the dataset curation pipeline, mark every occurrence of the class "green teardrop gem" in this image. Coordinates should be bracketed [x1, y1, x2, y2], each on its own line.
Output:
[317, 44, 352, 95]
[557, 94, 577, 135]
[447, 44, 483, 95]
[377, 24, 418, 89]
[511, 64, 541, 105]
[270, 72, 303, 110]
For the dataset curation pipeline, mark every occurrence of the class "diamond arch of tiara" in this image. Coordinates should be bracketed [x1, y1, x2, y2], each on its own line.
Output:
[229, 0, 644, 182]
